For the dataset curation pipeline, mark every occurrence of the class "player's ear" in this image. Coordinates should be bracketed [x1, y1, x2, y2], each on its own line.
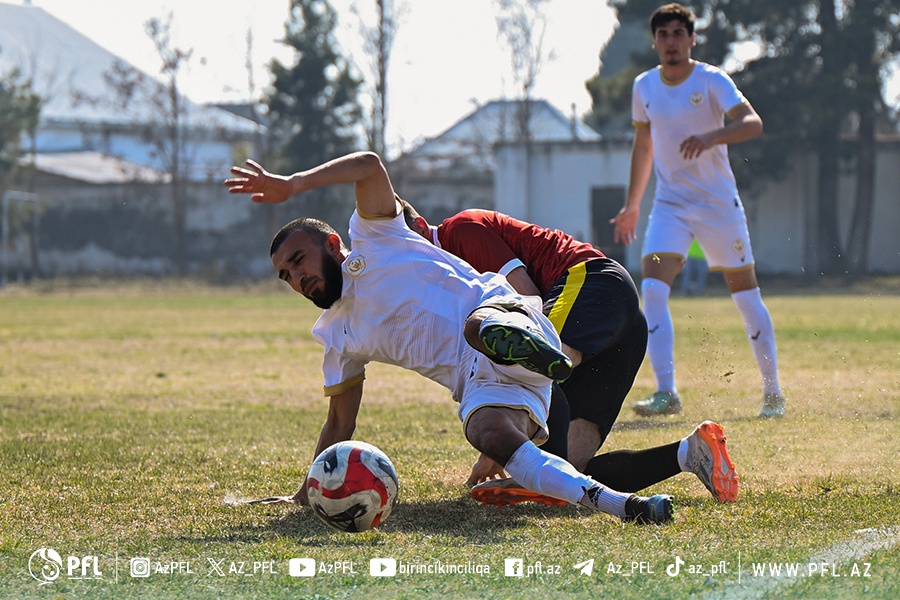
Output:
[325, 233, 344, 256]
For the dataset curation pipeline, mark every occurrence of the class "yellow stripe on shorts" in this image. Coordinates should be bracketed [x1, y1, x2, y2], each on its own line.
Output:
[547, 261, 587, 333]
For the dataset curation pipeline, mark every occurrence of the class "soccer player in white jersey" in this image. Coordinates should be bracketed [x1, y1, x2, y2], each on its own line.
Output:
[225, 151, 673, 523]
[611, 3, 786, 419]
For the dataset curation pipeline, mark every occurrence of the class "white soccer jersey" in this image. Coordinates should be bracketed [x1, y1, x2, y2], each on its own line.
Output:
[311, 210, 518, 401]
[632, 61, 746, 208]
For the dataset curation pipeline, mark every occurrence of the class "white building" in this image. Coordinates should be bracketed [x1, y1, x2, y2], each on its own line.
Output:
[0, 2, 259, 180]
[495, 139, 900, 275]
[0, 2, 267, 280]
[391, 99, 599, 221]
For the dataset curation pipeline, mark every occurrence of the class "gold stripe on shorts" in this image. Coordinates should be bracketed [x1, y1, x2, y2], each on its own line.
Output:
[547, 261, 587, 333]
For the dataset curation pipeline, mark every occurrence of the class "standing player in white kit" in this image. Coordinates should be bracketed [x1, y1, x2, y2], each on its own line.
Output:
[611, 3, 787, 419]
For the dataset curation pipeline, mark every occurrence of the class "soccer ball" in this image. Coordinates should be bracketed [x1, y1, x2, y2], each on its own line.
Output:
[306, 440, 399, 532]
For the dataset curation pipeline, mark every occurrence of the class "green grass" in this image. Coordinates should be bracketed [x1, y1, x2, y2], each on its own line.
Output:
[1, 281, 898, 599]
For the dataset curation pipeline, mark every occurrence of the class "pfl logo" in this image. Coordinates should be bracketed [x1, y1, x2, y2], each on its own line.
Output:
[28, 548, 63, 586]
[28, 548, 102, 586]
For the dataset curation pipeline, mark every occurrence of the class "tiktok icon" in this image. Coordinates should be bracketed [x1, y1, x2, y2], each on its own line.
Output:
[667, 555, 685, 577]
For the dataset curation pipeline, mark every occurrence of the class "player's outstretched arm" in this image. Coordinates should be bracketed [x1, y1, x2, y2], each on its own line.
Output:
[224, 159, 293, 204]
[225, 152, 398, 217]
[291, 384, 364, 505]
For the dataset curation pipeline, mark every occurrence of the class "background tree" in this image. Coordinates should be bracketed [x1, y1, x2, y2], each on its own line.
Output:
[0, 65, 41, 286]
[352, 0, 404, 159]
[145, 15, 193, 277]
[840, 0, 898, 275]
[493, 0, 554, 222]
[584, 62, 645, 133]
[264, 0, 363, 232]
[266, 0, 363, 172]
[589, 0, 900, 276]
[584, 15, 658, 133]
[494, 0, 553, 142]
[0, 67, 41, 190]
[100, 14, 195, 276]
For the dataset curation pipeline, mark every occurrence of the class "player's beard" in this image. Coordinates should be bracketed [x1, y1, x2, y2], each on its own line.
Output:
[662, 46, 690, 68]
[312, 251, 344, 309]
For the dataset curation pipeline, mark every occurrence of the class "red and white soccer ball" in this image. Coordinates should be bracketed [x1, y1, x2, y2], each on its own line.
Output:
[306, 440, 399, 532]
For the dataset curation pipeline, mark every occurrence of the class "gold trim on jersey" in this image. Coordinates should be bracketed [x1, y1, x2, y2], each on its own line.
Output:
[356, 198, 401, 220]
[709, 263, 755, 273]
[641, 251, 687, 263]
[659, 61, 697, 86]
[323, 371, 366, 396]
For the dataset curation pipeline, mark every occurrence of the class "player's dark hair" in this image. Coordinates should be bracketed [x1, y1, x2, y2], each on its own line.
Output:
[650, 3, 695, 36]
[270, 217, 341, 257]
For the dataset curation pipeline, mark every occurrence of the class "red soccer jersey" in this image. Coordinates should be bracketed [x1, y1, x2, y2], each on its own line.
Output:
[434, 210, 605, 297]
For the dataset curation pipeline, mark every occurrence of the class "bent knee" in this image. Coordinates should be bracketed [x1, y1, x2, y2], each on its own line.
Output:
[465, 407, 533, 465]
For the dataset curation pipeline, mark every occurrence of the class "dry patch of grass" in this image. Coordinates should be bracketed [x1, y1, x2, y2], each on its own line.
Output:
[0, 283, 897, 599]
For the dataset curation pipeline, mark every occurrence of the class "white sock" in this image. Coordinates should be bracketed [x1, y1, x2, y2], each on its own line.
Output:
[731, 288, 783, 396]
[505, 441, 630, 518]
[641, 278, 677, 393]
[677, 438, 689, 472]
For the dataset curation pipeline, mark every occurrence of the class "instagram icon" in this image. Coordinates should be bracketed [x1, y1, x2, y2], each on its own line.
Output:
[130, 557, 151, 578]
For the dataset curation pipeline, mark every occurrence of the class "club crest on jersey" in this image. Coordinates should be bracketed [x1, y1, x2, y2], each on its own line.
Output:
[346, 255, 367, 277]
[690, 92, 704, 106]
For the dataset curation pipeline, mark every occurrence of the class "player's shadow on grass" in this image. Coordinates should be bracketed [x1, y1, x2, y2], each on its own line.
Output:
[209, 497, 592, 546]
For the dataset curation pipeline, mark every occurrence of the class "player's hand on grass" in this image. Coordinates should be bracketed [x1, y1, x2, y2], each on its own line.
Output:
[225, 160, 293, 204]
[291, 480, 311, 506]
[465, 453, 508, 487]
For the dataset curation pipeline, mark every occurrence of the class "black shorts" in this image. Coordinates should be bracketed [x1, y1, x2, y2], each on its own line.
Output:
[543, 258, 647, 442]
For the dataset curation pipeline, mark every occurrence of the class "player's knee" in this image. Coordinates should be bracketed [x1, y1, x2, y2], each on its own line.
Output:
[641, 278, 671, 307]
[466, 426, 511, 465]
[465, 408, 529, 466]
[474, 431, 515, 466]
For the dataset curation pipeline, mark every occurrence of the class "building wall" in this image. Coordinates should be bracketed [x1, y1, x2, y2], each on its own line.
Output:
[390, 162, 494, 224]
[852, 145, 900, 273]
[495, 141, 900, 276]
[6, 140, 896, 282]
[740, 156, 811, 275]
[495, 141, 644, 271]
[35, 123, 250, 184]
[4, 175, 286, 281]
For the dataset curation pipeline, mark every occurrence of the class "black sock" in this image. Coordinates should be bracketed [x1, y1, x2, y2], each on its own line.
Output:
[583, 441, 681, 492]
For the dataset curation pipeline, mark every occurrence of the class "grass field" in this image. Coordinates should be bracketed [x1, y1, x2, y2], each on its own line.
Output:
[1, 279, 898, 599]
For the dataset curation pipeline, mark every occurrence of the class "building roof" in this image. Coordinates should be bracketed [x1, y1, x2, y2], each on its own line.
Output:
[399, 99, 600, 172]
[0, 2, 257, 134]
[33, 151, 170, 184]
